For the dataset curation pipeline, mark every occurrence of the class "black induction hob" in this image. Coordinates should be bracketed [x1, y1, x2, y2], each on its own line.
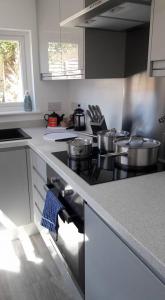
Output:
[52, 149, 165, 185]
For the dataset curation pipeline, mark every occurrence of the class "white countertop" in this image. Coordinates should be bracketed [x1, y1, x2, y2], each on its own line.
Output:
[1, 127, 165, 283]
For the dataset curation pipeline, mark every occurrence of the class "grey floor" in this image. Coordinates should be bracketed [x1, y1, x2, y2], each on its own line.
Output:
[0, 233, 78, 300]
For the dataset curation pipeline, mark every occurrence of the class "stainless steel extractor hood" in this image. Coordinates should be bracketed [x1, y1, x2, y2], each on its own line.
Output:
[60, 0, 151, 31]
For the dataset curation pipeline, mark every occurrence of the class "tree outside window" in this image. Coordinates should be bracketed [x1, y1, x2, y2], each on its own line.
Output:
[0, 40, 23, 103]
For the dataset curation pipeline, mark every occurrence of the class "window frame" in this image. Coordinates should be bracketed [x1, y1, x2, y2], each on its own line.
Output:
[0, 30, 34, 112]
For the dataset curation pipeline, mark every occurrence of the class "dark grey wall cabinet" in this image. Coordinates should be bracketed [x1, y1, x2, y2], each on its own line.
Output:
[85, 29, 126, 78]
[85, 204, 165, 300]
[125, 26, 149, 77]
[85, 26, 149, 79]
[84, 1, 150, 78]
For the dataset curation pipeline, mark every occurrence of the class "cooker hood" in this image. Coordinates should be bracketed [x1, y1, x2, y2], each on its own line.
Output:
[60, 0, 151, 31]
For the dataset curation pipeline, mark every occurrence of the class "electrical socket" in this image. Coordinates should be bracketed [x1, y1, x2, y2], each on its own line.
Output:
[48, 102, 62, 112]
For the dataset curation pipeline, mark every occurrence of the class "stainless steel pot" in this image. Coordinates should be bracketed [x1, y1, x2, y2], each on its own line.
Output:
[114, 136, 161, 168]
[97, 129, 129, 154]
[81, 129, 129, 153]
[67, 138, 92, 159]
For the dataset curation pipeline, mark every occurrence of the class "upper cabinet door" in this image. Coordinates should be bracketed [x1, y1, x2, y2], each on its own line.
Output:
[37, 0, 84, 79]
[148, 0, 165, 76]
[37, 0, 150, 80]
[37, 0, 60, 77]
[60, 0, 84, 78]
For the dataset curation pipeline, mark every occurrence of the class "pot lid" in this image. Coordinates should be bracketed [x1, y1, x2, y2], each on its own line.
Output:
[116, 136, 161, 149]
[68, 138, 92, 146]
[98, 128, 129, 137]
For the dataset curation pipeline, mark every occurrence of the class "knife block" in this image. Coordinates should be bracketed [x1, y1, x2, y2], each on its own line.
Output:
[90, 117, 107, 143]
[90, 117, 107, 134]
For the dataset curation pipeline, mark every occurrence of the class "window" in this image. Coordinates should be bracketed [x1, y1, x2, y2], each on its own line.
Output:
[0, 30, 34, 111]
[0, 40, 23, 103]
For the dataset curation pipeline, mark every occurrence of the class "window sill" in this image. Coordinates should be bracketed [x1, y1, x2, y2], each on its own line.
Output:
[0, 111, 41, 117]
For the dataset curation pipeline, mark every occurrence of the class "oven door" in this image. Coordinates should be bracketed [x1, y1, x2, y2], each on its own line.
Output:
[48, 186, 85, 295]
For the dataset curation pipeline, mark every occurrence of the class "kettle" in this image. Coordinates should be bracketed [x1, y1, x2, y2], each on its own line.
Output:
[73, 105, 86, 131]
[44, 112, 64, 127]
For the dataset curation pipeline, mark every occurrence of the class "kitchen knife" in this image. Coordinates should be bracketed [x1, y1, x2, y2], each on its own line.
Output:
[96, 105, 102, 119]
[92, 105, 100, 122]
[88, 105, 96, 121]
[87, 110, 93, 121]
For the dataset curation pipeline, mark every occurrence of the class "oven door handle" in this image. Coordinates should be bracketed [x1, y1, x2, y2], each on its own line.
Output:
[44, 184, 56, 193]
[60, 209, 76, 224]
[44, 184, 76, 224]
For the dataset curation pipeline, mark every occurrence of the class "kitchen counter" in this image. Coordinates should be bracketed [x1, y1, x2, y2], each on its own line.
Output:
[1, 127, 165, 284]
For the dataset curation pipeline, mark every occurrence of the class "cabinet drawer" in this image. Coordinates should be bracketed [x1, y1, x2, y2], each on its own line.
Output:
[152, 60, 165, 69]
[34, 201, 44, 231]
[33, 184, 45, 214]
[31, 150, 47, 182]
[32, 168, 47, 199]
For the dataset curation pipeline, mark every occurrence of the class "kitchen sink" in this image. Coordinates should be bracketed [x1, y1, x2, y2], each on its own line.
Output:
[0, 128, 31, 142]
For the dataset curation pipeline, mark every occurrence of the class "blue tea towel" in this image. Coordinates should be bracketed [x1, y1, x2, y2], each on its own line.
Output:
[41, 190, 64, 232]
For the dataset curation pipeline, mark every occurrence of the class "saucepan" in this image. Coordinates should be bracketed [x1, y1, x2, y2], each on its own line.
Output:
[102, 136, 161, 169]
[81, 128, 130, 154]
[67, 138, 92, 160]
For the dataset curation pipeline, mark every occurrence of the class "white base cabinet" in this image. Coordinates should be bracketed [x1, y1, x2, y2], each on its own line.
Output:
[85, 204, 165, 300]
[0, 147, 31, 226]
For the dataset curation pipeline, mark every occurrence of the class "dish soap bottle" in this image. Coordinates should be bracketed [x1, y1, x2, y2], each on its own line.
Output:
[24, 91, 32, 112]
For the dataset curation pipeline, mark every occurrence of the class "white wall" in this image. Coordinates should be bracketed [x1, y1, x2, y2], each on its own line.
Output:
[67, 79, 124, 130]
[0, 0, 125, 129]
[0, 0, 68, 123]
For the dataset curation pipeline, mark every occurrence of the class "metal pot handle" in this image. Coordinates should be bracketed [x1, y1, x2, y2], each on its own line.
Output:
[127, 136, 144, 145]
[79, 132, 97, 138]
[100, 152, 128, 158]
